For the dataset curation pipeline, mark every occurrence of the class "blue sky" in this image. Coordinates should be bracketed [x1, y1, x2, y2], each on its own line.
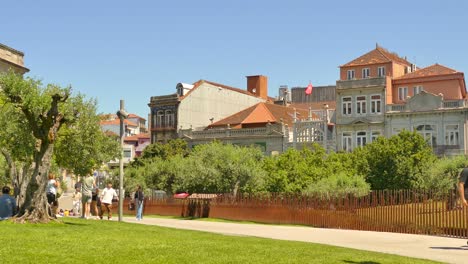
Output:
[2, 0, 467, 119]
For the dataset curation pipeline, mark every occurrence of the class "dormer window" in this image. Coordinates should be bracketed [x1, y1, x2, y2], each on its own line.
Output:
[362, 68, 370, 79]
[347, 70, 355, 80]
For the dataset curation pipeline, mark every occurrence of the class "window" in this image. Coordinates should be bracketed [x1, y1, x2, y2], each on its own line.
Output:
[342, 97, 352, 115]
[413, 85, 423, 95]
[165, 110, 174, 127]
[156, 110, 164, 128]
[356, 96, 366, 114]
[398, 87, 408, 101]
[414, 124, 437, 146]
[362, 68, 370, 78]
[371, 131, 381, 142]
[347, 70, 355, 80]
[378, 66, 385, 77]
[445, 125, 459, 145]
[342, 132, 352, 152]
[356, 131, 367, 147]
[123, 150, 132, 158]
[370, 95, 381, 114]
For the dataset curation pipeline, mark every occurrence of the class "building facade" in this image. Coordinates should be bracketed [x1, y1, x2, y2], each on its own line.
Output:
[148, 76, 269, 144]
[0, 43, 29, 74]
[335, 45, 467, 155]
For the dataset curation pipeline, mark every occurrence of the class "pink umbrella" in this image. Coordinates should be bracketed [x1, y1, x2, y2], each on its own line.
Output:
[173, 192, 189, 199]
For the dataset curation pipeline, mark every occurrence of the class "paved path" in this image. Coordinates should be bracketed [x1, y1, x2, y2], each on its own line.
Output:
[123, 217, 468, 264]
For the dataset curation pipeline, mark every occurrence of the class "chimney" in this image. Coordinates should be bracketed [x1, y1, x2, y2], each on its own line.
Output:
[246, 75, 268, 100]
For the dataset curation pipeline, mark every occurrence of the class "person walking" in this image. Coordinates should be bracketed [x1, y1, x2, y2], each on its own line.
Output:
[46, 173, 59, 218]
[81, 173, 96, 219]
[134, 185, 144, 221]
[0, 186, 16, 220]
[100, 182, 118, 220]
[459, 166, 468, 207]
[91, 188, 101, 219]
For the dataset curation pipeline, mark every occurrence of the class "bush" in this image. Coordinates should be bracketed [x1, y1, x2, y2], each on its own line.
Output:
[303, 172, 370, 199]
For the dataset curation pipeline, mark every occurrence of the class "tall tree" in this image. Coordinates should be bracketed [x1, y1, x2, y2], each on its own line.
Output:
[54, 97, 120, 176]
[0, 72, 109, 222]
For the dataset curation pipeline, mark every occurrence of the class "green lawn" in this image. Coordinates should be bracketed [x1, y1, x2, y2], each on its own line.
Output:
[0, 218, 439, 264]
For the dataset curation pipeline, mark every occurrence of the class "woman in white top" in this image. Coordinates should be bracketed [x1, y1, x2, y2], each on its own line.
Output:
[46, 173, 59, 217]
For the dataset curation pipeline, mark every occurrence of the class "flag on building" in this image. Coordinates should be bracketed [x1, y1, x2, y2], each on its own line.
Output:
[305, 82, 313, 95]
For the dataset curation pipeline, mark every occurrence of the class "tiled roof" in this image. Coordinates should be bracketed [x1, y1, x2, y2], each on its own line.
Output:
[124, 133, 151, 141]
[208, 102, 309, 128]
[180, 79, 264, 100]
[100, 119, 138, 127]
[393, 64, 459, 80]
[289, 101, 337, 111]
[128, 114, 146, 120]
[341, 46, 411, 67]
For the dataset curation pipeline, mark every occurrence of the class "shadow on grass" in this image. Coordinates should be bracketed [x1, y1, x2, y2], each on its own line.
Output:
[343, 260, 380, 264]
[63, 222, 89, 226]
[430, 246, 468, 251]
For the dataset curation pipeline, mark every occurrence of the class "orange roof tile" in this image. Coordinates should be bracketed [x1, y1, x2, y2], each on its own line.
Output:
[208, 102, 309, 128]
[180, 79, 260, 100]
[100, 119, 138, 127]
[341, 46, 411, 67]
[124, 133, 150, 142]
[393, 64, 459, 80]
[128, 114, 146, 120]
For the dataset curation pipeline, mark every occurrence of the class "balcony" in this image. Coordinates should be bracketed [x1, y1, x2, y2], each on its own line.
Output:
[387, 99, 468, 112]
[336, 77, 386, 90]
[443, 100, 468, 108]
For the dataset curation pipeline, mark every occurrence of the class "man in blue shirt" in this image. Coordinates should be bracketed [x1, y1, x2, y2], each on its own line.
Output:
[0, 186, 16, 220]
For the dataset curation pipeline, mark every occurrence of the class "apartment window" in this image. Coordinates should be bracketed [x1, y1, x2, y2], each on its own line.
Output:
[347, 70, 355, 80]
[342, 132, 352, 152]
[342, 97, 352, 115]
[445, 125, 459, 145]
[378, 66, 386, 77]
[371, 131, 381, 142]
[415, 124, 437, 146]
[123, 149, 132, 158]
[165, 110, 174, 127]
[156, 110, 164, 128]
[398, 87, 408, 101]
[356, 96, 366, 114]
[370, 95, 382, 114]
[413, 85, 423, 95]
[362, 68, 370, 79]
[356, 131, 367, 147]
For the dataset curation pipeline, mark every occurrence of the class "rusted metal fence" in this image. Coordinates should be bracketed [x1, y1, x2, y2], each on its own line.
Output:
[123, 190, 468, 238]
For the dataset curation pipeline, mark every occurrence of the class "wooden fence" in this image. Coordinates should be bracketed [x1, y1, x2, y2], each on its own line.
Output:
[123, 190, 468, 238]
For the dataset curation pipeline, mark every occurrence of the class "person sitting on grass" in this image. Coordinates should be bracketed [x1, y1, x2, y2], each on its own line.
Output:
[0, 186, 17, 220]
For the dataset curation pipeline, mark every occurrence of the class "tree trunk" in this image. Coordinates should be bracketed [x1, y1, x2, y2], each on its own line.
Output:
[16, 163, 33, 211]
[15, 143, 55, 223]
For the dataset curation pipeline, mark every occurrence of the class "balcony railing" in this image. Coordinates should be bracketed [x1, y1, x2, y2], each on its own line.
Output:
[443, 100, 467, 108]
[387, 99, 468, 112]
[179, 124, 285, 139]
[336, 77, 386, 90]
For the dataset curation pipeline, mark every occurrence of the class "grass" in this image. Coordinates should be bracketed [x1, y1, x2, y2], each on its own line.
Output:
[0, 218, 440, 264]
